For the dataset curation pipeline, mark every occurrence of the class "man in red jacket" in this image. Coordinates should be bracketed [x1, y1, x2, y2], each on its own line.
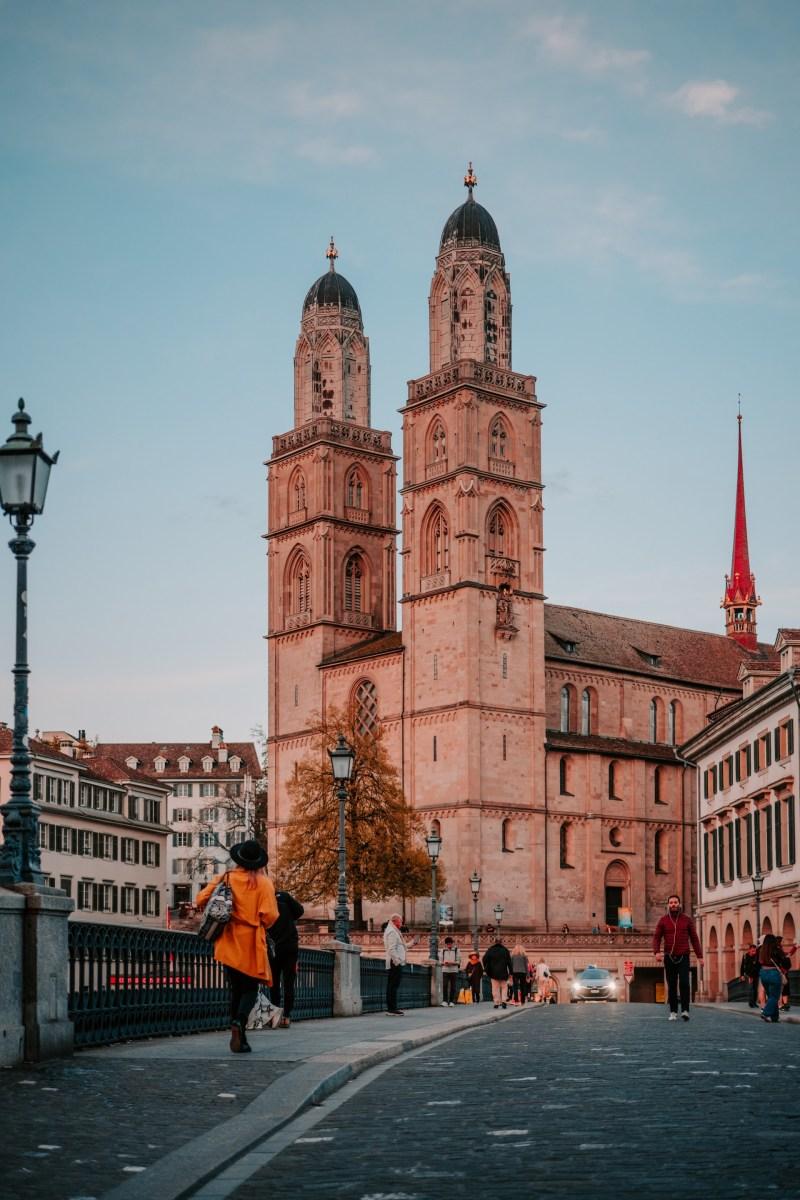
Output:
[652, 894, 704, 1022]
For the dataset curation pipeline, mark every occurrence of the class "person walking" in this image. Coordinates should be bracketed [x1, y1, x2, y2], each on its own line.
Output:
[384, 914, 410, 1015]
[739, 943, 760, 1008]
[195, 840, 279, 1053]
[482, 938, 513, 1009]
[652, 894, 703, 1022]
[534, 958, 551, 1003]
[267, 889, 304, 1029]
[759, 933, 791, 1023]
[510, 944, 529, 1004]
[465, 952, 483, 1003]
[439, 936, 461, 1006]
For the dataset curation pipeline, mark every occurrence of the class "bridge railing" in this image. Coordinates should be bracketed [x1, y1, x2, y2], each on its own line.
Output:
[360, 956, 432, 1013]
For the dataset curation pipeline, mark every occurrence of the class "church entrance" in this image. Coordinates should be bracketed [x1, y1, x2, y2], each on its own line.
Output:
[603, 860, 630, 929]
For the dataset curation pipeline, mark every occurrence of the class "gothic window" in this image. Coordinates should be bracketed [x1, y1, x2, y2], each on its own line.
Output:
[490, 418, 507, 459]
[655, 830, 668, 874]
[344, 553, 364, 612]
[290, 553, 311, 614]
[649, 697, 664, 743]
[289, 470, 306, 512]
[560, 822, 574, 869]
[423, 504, 450, 575]
[353, 679, 378, 736]
[487, 502, 515, 558]
[668, 700, 682, 746]
[346, 467, 366, 510]
[559, 755, 571, 795]
[502, 817, 514, 852]
[429, 419, 447, 463]
[581, 689, 591, 736]
[560, 685, 576, 733]
[609, 761, 620, 799]
[654, 765, 664, 804]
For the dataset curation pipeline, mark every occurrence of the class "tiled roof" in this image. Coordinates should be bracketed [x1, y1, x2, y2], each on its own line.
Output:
[545, 730, 683, 764]
[80, 754, 172, 791]
[320, 631, 404, 667]
[0, 727, 85, 767]
[93, 741, 262, 780]
[776, 628, 800, 641]
[544, 603, 773, 689]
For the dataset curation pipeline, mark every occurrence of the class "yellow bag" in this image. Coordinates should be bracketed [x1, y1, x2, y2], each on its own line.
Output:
[458, 987, 472, 1004]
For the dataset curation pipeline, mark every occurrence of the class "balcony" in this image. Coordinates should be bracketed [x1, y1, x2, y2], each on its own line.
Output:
[489, 457, 515, 477]
[486, 555, 520, 579]
[342, 611, 373, 629]
[425, 460, 448, 479]
[421, 570, 451, 592]
[345, 506, 370, 524]
[286, 507, 307, 526]
[285, 610, 312, 630]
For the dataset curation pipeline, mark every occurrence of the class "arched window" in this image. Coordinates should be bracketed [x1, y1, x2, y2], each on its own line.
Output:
[344, 553, 364, 612]
[668, 700, 682, 746]
[490, 417, 509, 459]
[649, 697, 664, 743]
[289, 552, 311, 614]
[486, 502, 515, 559]
[559, 755, 571, 795]
[502, 818, 514, 852]
[655, 829, 668, 874]
[581, 689, 592, 735]
[423, 504, 450, 576]
[430, 818, 441, 838]
[345, 467, 366, 510]
[352, 679, 378, 736]
[560, 685, 575, 733]
[559, 822, 573, 869]
[289, 470, 306, 513]
[608, 761, 620, 799]
[429, 419, 447, 463]
[653, 765, 664, 804]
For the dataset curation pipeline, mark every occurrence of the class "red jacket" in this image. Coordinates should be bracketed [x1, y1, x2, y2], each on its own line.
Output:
[652, 912, 702, 959]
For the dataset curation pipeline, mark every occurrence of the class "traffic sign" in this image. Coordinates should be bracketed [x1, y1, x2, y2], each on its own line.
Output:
[623, 959, 634, 982]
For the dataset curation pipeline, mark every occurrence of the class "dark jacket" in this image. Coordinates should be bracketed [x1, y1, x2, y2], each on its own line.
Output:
[269, 891, 304, 950]
[652, 912, 702, 959]
[465, 958, 483, 984]
[740, 951, 760, 980]
[482, 943, 513, 981]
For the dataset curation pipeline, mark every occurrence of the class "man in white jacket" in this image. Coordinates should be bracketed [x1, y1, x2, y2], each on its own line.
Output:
[384, 913, 408, 1015]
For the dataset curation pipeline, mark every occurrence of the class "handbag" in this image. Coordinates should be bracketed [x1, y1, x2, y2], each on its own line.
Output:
[247, 985, 275, 1030]
[197, 873, 233, 942]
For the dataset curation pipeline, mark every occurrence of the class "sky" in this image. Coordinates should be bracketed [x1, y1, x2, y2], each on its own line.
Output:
[0, 0, 798, 744]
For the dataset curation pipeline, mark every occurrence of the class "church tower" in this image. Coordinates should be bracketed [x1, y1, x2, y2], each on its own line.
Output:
[721, 411, 760, 649]
[400, 167, 547, 928]
[266, 242, 398, 846]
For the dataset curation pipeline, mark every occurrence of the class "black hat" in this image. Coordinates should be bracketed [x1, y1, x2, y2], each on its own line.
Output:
[230, 840, 268, 870]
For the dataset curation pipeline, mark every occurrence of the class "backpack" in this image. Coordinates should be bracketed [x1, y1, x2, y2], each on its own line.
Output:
[197, 873, 233, 942]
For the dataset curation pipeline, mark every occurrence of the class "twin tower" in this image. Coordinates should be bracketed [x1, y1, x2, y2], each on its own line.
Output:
[266, 168, 548, 923]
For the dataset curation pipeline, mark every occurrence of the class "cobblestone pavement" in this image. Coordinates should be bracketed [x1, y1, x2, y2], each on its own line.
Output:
[0, 1055, 295, 1200]
[227, 1005, 800, 1200]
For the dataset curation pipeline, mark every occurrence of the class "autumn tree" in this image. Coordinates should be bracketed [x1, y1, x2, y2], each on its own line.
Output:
[275, 706, 443, 927]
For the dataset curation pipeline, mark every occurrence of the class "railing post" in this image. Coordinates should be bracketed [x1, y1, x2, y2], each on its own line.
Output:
[0, 887, 25, 1065]
[322, 939, 363, 1016]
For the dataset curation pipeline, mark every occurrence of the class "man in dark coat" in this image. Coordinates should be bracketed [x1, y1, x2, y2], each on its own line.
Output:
[740, 943, 761, 1008]
[268, 890, 304, 1028]
[482, 939, 513, 1009]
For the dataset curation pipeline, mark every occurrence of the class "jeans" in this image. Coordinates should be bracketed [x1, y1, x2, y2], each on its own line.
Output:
[442, 972, 459, 1004]
[225, 966, 261, 1026]
[268, 943, 298, 1018]
[386, 962, 402, 1011]
[664, 954, 691, 1013]
[760, 967, 783, 1020]
[512, 972, 528, 1002]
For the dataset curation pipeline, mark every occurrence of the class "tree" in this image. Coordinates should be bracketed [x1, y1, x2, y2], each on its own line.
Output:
[186, 778, 268, 883]
[275, 706, 443, 927]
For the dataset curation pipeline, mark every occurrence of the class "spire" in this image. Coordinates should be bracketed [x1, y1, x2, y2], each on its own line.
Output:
[722, 406, 760, 649]
[464, 161, 477, 198]
[326, 236, 338, 272]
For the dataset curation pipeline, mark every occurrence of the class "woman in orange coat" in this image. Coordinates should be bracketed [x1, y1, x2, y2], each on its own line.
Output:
[195, 840, 279, 1053]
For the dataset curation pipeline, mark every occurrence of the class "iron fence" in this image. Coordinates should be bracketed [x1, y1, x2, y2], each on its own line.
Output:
[68, 922, 334, 1047]
[360, 956, 431, 1012]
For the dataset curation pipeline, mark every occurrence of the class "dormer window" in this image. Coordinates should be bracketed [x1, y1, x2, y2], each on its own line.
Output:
[229, 756, 241, 773]
[635, 648, 661, 667]
[553, 635, 577, 654]
[125, 757, 139, 771]
[202, 756, 214, 773]
[154, 756, 166, 773]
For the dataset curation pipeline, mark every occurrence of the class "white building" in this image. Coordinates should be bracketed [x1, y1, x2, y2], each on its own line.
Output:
[681, 629, 800, 1000]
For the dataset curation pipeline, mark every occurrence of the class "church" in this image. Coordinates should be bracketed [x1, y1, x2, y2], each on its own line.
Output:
[265, 166, 771, 963]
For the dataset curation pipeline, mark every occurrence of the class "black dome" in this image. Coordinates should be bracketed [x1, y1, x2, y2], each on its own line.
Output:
[303, 270, 361, 315]
[440, 196, 500, 250]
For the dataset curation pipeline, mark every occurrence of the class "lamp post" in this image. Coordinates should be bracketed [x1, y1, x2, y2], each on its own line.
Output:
[328, 733, 355, 944]
[0, 400, 58, 887]
[493, 903, 504, 936]
[469, 870, 481, 951]
[752, 869, 765, 942]
[426, 828, 442, 962]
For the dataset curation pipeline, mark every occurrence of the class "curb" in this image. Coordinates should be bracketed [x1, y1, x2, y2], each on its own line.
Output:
[100, 1005, 527, 1200]
[694, 1002, 800, 1025]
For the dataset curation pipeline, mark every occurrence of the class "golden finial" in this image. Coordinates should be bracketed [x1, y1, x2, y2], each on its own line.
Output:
[326, 236, 338, 271]
[464, 161, 477, 196]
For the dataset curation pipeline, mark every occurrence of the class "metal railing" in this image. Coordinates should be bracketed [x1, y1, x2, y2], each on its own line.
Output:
[360, 956, 432, 1013]
[68, 923, 334, 1047]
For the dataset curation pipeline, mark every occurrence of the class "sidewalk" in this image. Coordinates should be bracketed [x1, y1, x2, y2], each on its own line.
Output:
[1, 1001, 529, 1200]
[695, 999, 800, 1025]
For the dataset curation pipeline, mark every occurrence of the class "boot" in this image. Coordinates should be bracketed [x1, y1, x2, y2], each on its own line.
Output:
[230, 1021, 245, 1053]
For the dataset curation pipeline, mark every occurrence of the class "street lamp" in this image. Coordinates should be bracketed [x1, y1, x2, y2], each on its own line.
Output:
[0, 399, 58, 886]
[469, 870, 481, 951]
[493, 903, 505, 935]
[426, 828, 442, 962]
[328, 733, 355, 944]
[752, 869, 765, 941]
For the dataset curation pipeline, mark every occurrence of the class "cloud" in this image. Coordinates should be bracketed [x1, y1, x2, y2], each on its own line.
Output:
[527, 14, 649, 76]
[667, 80, 771, 126]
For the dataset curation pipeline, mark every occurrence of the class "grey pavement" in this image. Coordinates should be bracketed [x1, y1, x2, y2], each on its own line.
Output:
[696, 999, 800, 1024]
[223, 1004, 800, 1200]
[0, 1000, 522, 1200]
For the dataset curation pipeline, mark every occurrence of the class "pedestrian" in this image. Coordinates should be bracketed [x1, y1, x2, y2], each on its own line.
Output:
[195, 839, 278, 1053]
[510, 943, 529, 1004]
[267, 889, 304, 1029]
[780, 941, 798, 1012]
[482, 938, 513, 1009]
[739, 943, 760, 1008]
[465, 952, 483, 1002]
[439, 935, 461, 1006]
[759, 933, 791, 1023]
[534, 958, 551, 1003]
[652, 894, 704, 1022]
[383, 913, 411, 1015]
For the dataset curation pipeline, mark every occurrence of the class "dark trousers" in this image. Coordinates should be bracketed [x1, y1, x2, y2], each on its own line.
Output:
[225, 966, 261, 1026]
[747, 972, 760, 1007]
[512, 972, 528, 1002]
[664, 954, 691, 1013]
[269, 943, 298, 1018]
[443, 972, 459, 1003]
[386, 962, 402, 1011]
[470, 981, 481, 1002]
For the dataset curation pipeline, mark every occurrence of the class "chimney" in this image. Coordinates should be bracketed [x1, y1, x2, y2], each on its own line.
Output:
[211, 725, 222, 750]
[218, 743, 228, 763]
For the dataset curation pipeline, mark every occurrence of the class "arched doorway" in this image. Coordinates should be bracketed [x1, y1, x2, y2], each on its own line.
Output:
[707, 926, 719, 999]
[762, 916, 773, 938]
[723, 924, 736, 983]
[783, 913, 796, 944]
[604, 860, 630, 929]
[742, 919, 753, 948]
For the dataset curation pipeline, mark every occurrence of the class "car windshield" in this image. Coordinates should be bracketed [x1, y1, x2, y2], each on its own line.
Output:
[580, 969, 609, 981]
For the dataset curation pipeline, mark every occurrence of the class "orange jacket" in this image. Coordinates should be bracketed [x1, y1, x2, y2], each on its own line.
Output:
[195, 868, 279, 982]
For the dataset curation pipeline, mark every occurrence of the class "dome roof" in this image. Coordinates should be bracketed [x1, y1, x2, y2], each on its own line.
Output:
[440, 195, 500, 251]
[302, 268, 361, 315]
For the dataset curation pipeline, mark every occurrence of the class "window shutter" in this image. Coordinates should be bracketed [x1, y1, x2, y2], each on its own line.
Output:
[788, 721, 795, 756]
[765, 806, 774, 871]
[112, 836, 119, 861]
[155, 844, 160, 867]
[735, 753, 741, 782]
[745, 813, 753, 875]
[112, 885, 118, 913]
[734, 818, 741, 877]
[753, 739, 760, 771]
[788, 798, 796, 866]
[774, 800, 782, 867]
[754, 812, 762, 871]
[727, 824, 735, 882]
[745, 745, 751, 776]
[134, 888, 140, 916]
[703, 771, 709, 800]
[703, 832, 710, 888]
[774, 728, 781, 760]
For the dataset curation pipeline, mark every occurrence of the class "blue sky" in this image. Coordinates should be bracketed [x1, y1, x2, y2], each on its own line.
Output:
[0, 1, 798, 743]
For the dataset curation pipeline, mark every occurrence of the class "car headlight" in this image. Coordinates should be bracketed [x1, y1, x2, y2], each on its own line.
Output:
[608, 979, 617, 991]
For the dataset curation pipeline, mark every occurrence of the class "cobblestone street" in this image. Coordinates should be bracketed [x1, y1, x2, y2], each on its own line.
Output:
[227, 1006, 800, 1200]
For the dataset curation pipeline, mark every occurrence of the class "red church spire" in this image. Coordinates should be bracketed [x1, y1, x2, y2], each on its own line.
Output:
[721, 408, 760, 649]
